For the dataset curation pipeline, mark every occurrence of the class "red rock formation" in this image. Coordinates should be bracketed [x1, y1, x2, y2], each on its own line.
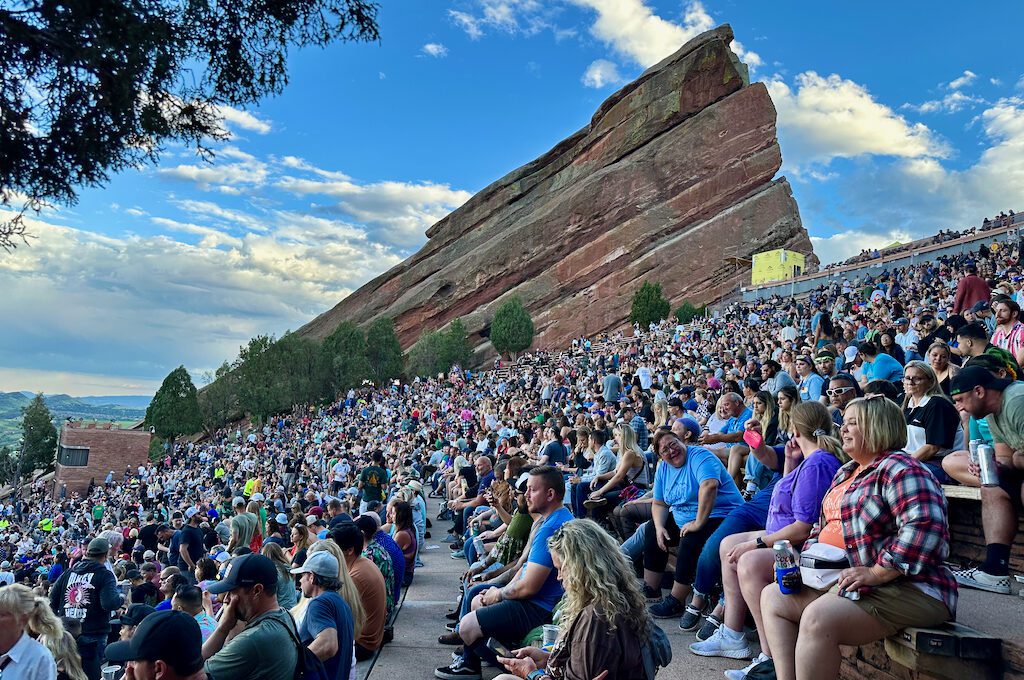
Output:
[298, 24, 815, 353]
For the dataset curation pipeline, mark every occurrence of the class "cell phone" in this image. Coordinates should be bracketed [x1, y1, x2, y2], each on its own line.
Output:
[742, 430, 764, 449]
[486, 637, 512, 658]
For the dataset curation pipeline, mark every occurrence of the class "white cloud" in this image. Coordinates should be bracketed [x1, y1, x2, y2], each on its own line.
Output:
[904, 91, 985, 115]
[581, 59, 623, 88]
[567, 0, 761, 70]
[215, 105, 272, 135]
[422, 42, 449, 57]
[948, 70, 977, 90]
[767, 71, 948, 169]
[449, 10, 484, 39]
[991, 77, 1002, 86]
[157, 151, 270, 189]
[811, 229, 914, 266]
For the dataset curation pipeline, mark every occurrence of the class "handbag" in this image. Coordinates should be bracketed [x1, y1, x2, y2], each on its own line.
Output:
[641, 621, 673, 680]
[799, 542, 850, 590]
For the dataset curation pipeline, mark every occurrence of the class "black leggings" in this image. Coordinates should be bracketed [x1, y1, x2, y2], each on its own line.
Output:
[643, 514, 725, 587]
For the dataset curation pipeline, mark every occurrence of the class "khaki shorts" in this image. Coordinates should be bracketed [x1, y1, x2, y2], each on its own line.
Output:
[827, 580, 950, 637]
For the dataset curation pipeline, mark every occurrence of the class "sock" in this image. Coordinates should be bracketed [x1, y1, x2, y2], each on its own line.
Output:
[720, 625, 744, 641]
[982, 543, 1011, 575]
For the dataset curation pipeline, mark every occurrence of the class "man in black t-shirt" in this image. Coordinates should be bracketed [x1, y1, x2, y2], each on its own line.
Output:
[176, 508, 206, 573]
[136, 516, 160, 558]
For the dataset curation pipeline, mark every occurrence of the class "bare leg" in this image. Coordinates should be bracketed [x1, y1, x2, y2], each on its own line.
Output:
[760, 584, 823, 680]
[718, 530, 761, 627]
[981, 485, 1017, 545]
[794, 595, 890, 680]
[458, 610, 484, 645]
[738, 550, 776, 655]
[727, 445, 749, 489]
[941, 451, 980, 486]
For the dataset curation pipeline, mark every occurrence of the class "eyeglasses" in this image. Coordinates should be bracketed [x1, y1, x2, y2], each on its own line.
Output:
[902, 376, 928, 384]
[825, 387, 855, 396]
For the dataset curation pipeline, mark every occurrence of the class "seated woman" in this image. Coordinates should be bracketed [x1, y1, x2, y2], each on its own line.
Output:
[583, 422, 650, 515]
[382, 500, 418, 586]
[901, 360, 964, 484]
[644, 428, 744, 618]
[688, 401, 845, 675]
[494, 519, 648, 680]
[760, 395, 957, 680]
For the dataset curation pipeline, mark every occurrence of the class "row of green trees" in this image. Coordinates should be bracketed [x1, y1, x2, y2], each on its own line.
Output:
[148, 298, 539, 439]
[629, 281, 707, 327]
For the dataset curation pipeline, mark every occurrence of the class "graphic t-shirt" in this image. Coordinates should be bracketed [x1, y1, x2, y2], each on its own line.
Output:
[359, 466, 388, 502]
[653, 446, 743, 527]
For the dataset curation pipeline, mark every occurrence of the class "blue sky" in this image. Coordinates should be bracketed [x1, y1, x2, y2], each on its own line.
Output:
[3, 0, 1023, 397]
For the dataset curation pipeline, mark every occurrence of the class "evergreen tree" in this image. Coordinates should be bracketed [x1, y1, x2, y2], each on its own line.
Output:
[443, 318, 473, 369]
[674, 301, 707, 324]
[145, 366, 203, 449]
[20, 394, 58, 472]
[0, 446, 15, 485]
[365, 317, 404, 384]
[407, 330, 447, 378]
[197, 361, 238, 433]
[629, 281, 671, 328]
[490, 297, 534, 358]
[323, 321, 371, 392]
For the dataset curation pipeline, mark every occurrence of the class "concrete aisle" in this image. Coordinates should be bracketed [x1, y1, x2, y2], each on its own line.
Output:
[366, 497, 754, 680]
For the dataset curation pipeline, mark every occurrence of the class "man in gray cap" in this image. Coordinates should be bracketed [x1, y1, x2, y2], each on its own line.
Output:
[50, 537, 124, 680]
[291, 551, 355, 680]
[0, 559, 13, 586]
[894, 317, 920, 361]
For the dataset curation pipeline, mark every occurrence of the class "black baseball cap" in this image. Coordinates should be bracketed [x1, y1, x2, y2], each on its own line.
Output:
[667, 397, 683, 409]
[205, 553, 278, 594]
[105, 610, 203, 675]
[949, 366, 1013, 396]
[116, 603, 156, 627]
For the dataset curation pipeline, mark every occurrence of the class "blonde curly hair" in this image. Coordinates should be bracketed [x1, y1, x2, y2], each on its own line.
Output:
[547, 519, 650, 638]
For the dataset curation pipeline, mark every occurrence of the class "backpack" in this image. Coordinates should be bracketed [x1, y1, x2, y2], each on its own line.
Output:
[641, 622, 673, 680]
[266, 610, 331, 680]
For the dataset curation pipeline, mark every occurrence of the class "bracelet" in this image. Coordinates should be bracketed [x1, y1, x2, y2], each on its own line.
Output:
[755, 537, 767, 549]
[527, 670, 549, 680]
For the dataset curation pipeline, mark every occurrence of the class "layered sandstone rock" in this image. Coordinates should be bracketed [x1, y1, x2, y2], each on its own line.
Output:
[298, 24, 815, 354]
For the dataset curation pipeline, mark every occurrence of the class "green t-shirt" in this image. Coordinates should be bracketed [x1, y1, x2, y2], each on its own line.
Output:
[92, 505, 104, 520]
[231, 512, 258, 548]
[358, 466, 388, 502]
[205, 608, 297, 680]
[987, 382, 1024, 451]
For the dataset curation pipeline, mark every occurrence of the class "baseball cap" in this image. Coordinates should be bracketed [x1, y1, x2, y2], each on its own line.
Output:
[116, 603, 156, 627]
[814, 349, 836, 361]
[950, 366, 1013, 396]
[896, 317, 910, 325]
[184, 507, 199, 520]
[844, 346, 859, 363]
[0, 561, 10, 569]
[86, 538, 110, 557]
[205, 554, 278, 594]
[667, 397, 683, 409]
[232, 496, 246, 507]
[143, 550, 156, 560]
[970, 300, 991, 314]
[406, 480, 423, 494]
[289, 551, 339, 578]
[275, 513, 288, 524]
[251, 493, 265, 502]
[105, 610, 204, 676]
[674, 417, 702, 441]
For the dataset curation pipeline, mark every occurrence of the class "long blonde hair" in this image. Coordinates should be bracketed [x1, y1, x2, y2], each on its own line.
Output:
[294, 539, 366, 639]
[547, 519, 650, 638]
[789, 401, 848, 463]
[0, 583, 64, 641]
[38, 630, 87, 680]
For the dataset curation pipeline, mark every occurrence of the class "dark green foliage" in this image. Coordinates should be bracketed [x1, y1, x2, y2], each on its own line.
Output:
[365, 318, 404, 385]
[407, 318, 474, 378]
[0, 446, 15, 485]
[323, 321, 371, 392]
[197, 361, 238, 434]
[21, 394, 58, 472]
[0, 0, 379, 249]
[145, 366, 203, 446]
[233, 332, 332, 423]
[490, 298, 534, 357]
[674, 301, 707, 324]
[629, 281, 671, 327]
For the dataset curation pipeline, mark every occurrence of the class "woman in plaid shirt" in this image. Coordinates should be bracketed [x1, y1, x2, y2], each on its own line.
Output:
[759, 395, 956, 680]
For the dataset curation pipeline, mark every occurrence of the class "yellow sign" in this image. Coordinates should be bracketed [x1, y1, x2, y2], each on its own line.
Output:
[751, 249, 806, 286]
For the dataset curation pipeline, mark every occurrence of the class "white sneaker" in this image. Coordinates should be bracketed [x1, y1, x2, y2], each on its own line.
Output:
[953, 566, 1011, 594]
[724, 653, 769, 680]
[689, 626, 751, 659]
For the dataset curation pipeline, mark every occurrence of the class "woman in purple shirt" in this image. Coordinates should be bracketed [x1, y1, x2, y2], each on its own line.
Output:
[688, 401, 846, 671]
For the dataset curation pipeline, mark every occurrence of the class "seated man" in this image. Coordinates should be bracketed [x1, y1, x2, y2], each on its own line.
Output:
[435, 466, 573, 680]
[949, 367, 1024, 594]
[699, 393, 752, 489]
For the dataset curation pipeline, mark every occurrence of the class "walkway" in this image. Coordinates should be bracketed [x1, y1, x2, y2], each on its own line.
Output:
[364, 497, 755, 680]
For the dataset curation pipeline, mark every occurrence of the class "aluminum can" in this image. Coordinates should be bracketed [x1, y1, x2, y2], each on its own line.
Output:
[977, 444, 999, 487]
[968, 439, 981, 464]
[773, 539, 801, 594]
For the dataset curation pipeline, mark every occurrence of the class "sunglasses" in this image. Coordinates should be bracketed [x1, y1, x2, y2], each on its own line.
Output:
[825, 387, 855, 397]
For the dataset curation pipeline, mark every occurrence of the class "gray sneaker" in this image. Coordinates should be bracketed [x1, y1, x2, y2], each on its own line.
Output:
[953, 566, 1011, 594]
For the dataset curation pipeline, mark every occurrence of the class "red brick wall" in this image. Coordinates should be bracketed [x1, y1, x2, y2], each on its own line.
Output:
[54, 425, 151, 497]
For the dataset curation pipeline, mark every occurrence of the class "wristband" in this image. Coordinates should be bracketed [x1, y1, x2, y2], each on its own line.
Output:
[527, 671, 548, 680]
[756, 537, 767, 549]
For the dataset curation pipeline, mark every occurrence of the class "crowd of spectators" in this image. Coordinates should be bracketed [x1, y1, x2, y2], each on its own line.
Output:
[1, 231, 1024, 680]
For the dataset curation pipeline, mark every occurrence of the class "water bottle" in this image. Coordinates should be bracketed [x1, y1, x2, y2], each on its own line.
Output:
[774, 540, 802, 594]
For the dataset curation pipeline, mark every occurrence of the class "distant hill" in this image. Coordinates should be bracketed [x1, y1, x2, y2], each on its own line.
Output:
[0, 392, 148, 449]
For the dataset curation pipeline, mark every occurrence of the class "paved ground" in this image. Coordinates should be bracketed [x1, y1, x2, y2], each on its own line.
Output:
[364, 497, 756, 680]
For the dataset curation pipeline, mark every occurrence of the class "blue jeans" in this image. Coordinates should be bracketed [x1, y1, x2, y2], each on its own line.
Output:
[78, 633, 107, 680]
[692, 491, 771, 596]
[621, 521, 650, 563]
[570, 479, 594, 517]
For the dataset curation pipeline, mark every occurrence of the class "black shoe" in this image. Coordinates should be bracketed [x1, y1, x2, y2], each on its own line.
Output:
[695, 613, 723, 641]
[425, 531, 432, 539]
[642, 584, 661, 601]
[434, 659, 480, 680]
[679, 603, 704, 631]
[445, 609, 459, 621]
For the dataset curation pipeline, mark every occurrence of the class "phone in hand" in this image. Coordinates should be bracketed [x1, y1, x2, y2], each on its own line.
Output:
[486, 637, 513, 658]
[742, 430, 764, 449]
